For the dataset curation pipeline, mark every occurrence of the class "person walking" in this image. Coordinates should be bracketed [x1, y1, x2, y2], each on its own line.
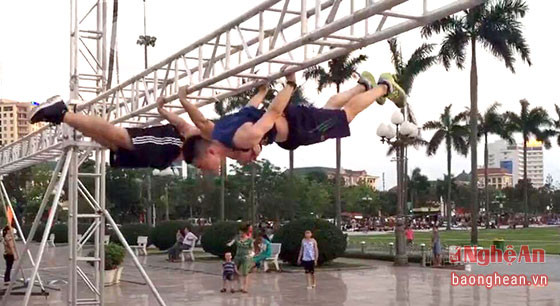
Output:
[3, 226, 18, 284]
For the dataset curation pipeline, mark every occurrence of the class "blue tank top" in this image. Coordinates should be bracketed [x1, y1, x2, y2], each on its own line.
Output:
[212, 106, 277, 149]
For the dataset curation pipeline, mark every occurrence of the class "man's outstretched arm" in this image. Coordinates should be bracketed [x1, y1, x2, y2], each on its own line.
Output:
[156, 97, 197, 139]
[247, 84, 269, 108]
[177, 87, 215, 140]
[250, 72, 296, 139]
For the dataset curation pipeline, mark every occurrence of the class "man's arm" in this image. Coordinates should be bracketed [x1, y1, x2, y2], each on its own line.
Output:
[248, 72, 296, 143]
[156, 97, 196, 139]
[178, 87, 215, 139]
[247, 84, 269, 108]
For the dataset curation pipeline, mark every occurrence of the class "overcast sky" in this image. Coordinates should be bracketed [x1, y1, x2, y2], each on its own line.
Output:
[1, 0, 559, 189]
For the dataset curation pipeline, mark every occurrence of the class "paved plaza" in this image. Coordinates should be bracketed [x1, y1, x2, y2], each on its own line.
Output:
[2, 243, 559, 306]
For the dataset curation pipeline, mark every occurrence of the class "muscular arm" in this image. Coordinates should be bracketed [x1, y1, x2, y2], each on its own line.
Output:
[247, 85, 269, 108]
[177, 87, 215, 140]
[235, 73, 296, 148]
[156, 97, 196, 139]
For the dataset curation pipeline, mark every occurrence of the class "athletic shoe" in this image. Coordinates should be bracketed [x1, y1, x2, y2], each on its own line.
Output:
[29, 95, 68, 124]
[358, 71, 386, 105]
[378, 73, 406, 108]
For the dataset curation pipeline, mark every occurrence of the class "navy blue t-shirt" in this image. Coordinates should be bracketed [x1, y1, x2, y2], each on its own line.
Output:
[212, 106, 277, 149]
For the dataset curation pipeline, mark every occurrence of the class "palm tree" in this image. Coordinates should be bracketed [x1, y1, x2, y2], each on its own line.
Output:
[422, 0, 532, 244]
[304, 53, 368, 227]
[387, 38, 438, 207]
[552, 105, 560, 146]
[476, 102, 512, 228]
[504, 99, 553, 227]
[423, 105, 469, 230]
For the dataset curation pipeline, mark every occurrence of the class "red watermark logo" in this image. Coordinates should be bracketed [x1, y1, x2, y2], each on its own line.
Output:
[449, 245, 545, 266]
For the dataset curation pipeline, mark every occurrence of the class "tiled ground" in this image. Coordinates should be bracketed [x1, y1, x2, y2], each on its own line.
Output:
[2, 243, 559, 306]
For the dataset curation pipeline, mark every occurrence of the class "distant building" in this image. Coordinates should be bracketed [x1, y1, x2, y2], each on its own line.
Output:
[454, 170, 471, 186]
[0, 99, 42, 146]
[476, 168, 513, 190]
[487, 139, 543, 188]
[291, 167, 379, 189]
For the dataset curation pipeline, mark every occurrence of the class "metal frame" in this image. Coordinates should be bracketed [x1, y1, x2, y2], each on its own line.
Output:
[0, 0, 483, 305]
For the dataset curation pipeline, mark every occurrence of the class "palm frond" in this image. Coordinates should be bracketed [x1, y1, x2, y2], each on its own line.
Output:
[439, 28, 469, 70]
[423, 120, 443, 130]
[426, 129, 446, 156]
[421, 16, 463, 38]
[388, 38, 404, 73]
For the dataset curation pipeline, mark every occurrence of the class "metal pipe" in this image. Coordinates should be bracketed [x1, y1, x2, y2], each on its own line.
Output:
[21, 149, 73, 306]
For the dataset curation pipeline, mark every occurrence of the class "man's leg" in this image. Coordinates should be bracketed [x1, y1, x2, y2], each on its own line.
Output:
[322, 85, 365, 110]
[342, 84, 389, 123]
[63, 112, 133, 151]
[30, 96, 132, 151]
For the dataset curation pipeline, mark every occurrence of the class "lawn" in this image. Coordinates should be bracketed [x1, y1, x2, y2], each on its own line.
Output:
[348, 227, 560, 255]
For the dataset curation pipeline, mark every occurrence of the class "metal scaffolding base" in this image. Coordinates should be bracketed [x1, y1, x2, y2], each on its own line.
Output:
[0, 1, 484, 305]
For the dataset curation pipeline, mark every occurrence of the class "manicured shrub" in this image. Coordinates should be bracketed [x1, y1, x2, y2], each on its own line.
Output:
[110, 223, 151, 246]
[272, 218, 347, 265]
[200, 221, 241, 258]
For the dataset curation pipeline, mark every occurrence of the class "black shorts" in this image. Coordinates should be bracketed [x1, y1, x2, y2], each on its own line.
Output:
[277, 105, 350, 150]
[301, 260, 315, 274]
[223, 272, 235, 281]
[109, 124, 183, 170]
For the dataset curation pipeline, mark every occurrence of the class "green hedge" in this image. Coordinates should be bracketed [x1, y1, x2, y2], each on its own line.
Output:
[111, 223, 151, 246]
[201, 221, 241, 258]
[149, 220, 203, 250]
[272, 218, 347, 265]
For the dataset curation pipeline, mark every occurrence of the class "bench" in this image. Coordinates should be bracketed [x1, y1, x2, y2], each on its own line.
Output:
[180, 247, 195, 262]
[130, 236, 148, 256]
[263, 243, 282, 272]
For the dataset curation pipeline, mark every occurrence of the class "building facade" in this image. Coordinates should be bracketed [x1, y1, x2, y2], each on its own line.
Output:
[291, 167, 379, 189]
[487, 139, 544, 188]
[0, 99, 40, 146]
[476, 168, 513, 190]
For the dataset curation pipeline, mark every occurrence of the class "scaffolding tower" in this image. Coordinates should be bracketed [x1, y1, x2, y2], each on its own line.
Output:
[0, 0, 483, 305]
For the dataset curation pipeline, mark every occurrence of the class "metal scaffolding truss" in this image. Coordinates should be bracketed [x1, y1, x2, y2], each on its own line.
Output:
[0, 0, 483, 305]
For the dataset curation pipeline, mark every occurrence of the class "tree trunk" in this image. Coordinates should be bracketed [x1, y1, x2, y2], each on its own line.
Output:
[469, 38, 479, 245]
[165, 185, 170, 221]
[484, 133, 490, 229]
[220, 157, 226, 221]
[523, 134, 529, 227]
[446, 137, 452, 231]
[289, 150, 294, 176]
[146, 174, 153, 227]
[335, 83, 342, 228]
[107, 0, 118, 88]
[251, 163, 257, 225]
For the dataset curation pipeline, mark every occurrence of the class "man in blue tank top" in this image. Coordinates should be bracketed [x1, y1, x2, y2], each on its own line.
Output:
[183, 68, 407, 173]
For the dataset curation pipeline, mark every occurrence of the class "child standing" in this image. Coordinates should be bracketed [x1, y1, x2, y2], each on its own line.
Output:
[221, 252, 237, 293]
[297, 230, 319, 289]
[227, 223, 254, 293]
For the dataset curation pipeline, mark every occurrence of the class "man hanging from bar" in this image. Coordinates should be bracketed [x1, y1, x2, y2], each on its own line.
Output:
[181, 68, 407, 172]
[27, 93, 258, 171]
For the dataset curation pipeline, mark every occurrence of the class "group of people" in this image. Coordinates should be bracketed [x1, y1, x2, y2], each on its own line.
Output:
[221, 223, 319, 294]
[29, 69, 406, 174]
[167, 226, 198, 262]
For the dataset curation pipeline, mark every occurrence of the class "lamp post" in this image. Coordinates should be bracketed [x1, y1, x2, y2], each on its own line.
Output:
[376, 110, 420, 266]
[153, 167, 178, 222]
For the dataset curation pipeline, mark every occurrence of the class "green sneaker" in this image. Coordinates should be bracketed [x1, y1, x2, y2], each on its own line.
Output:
[378, 73, 406, 108]
[358, 71, 385, 105]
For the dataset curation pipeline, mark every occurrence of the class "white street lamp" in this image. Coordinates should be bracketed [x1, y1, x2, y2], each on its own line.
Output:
[391, 110, 404, 125]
